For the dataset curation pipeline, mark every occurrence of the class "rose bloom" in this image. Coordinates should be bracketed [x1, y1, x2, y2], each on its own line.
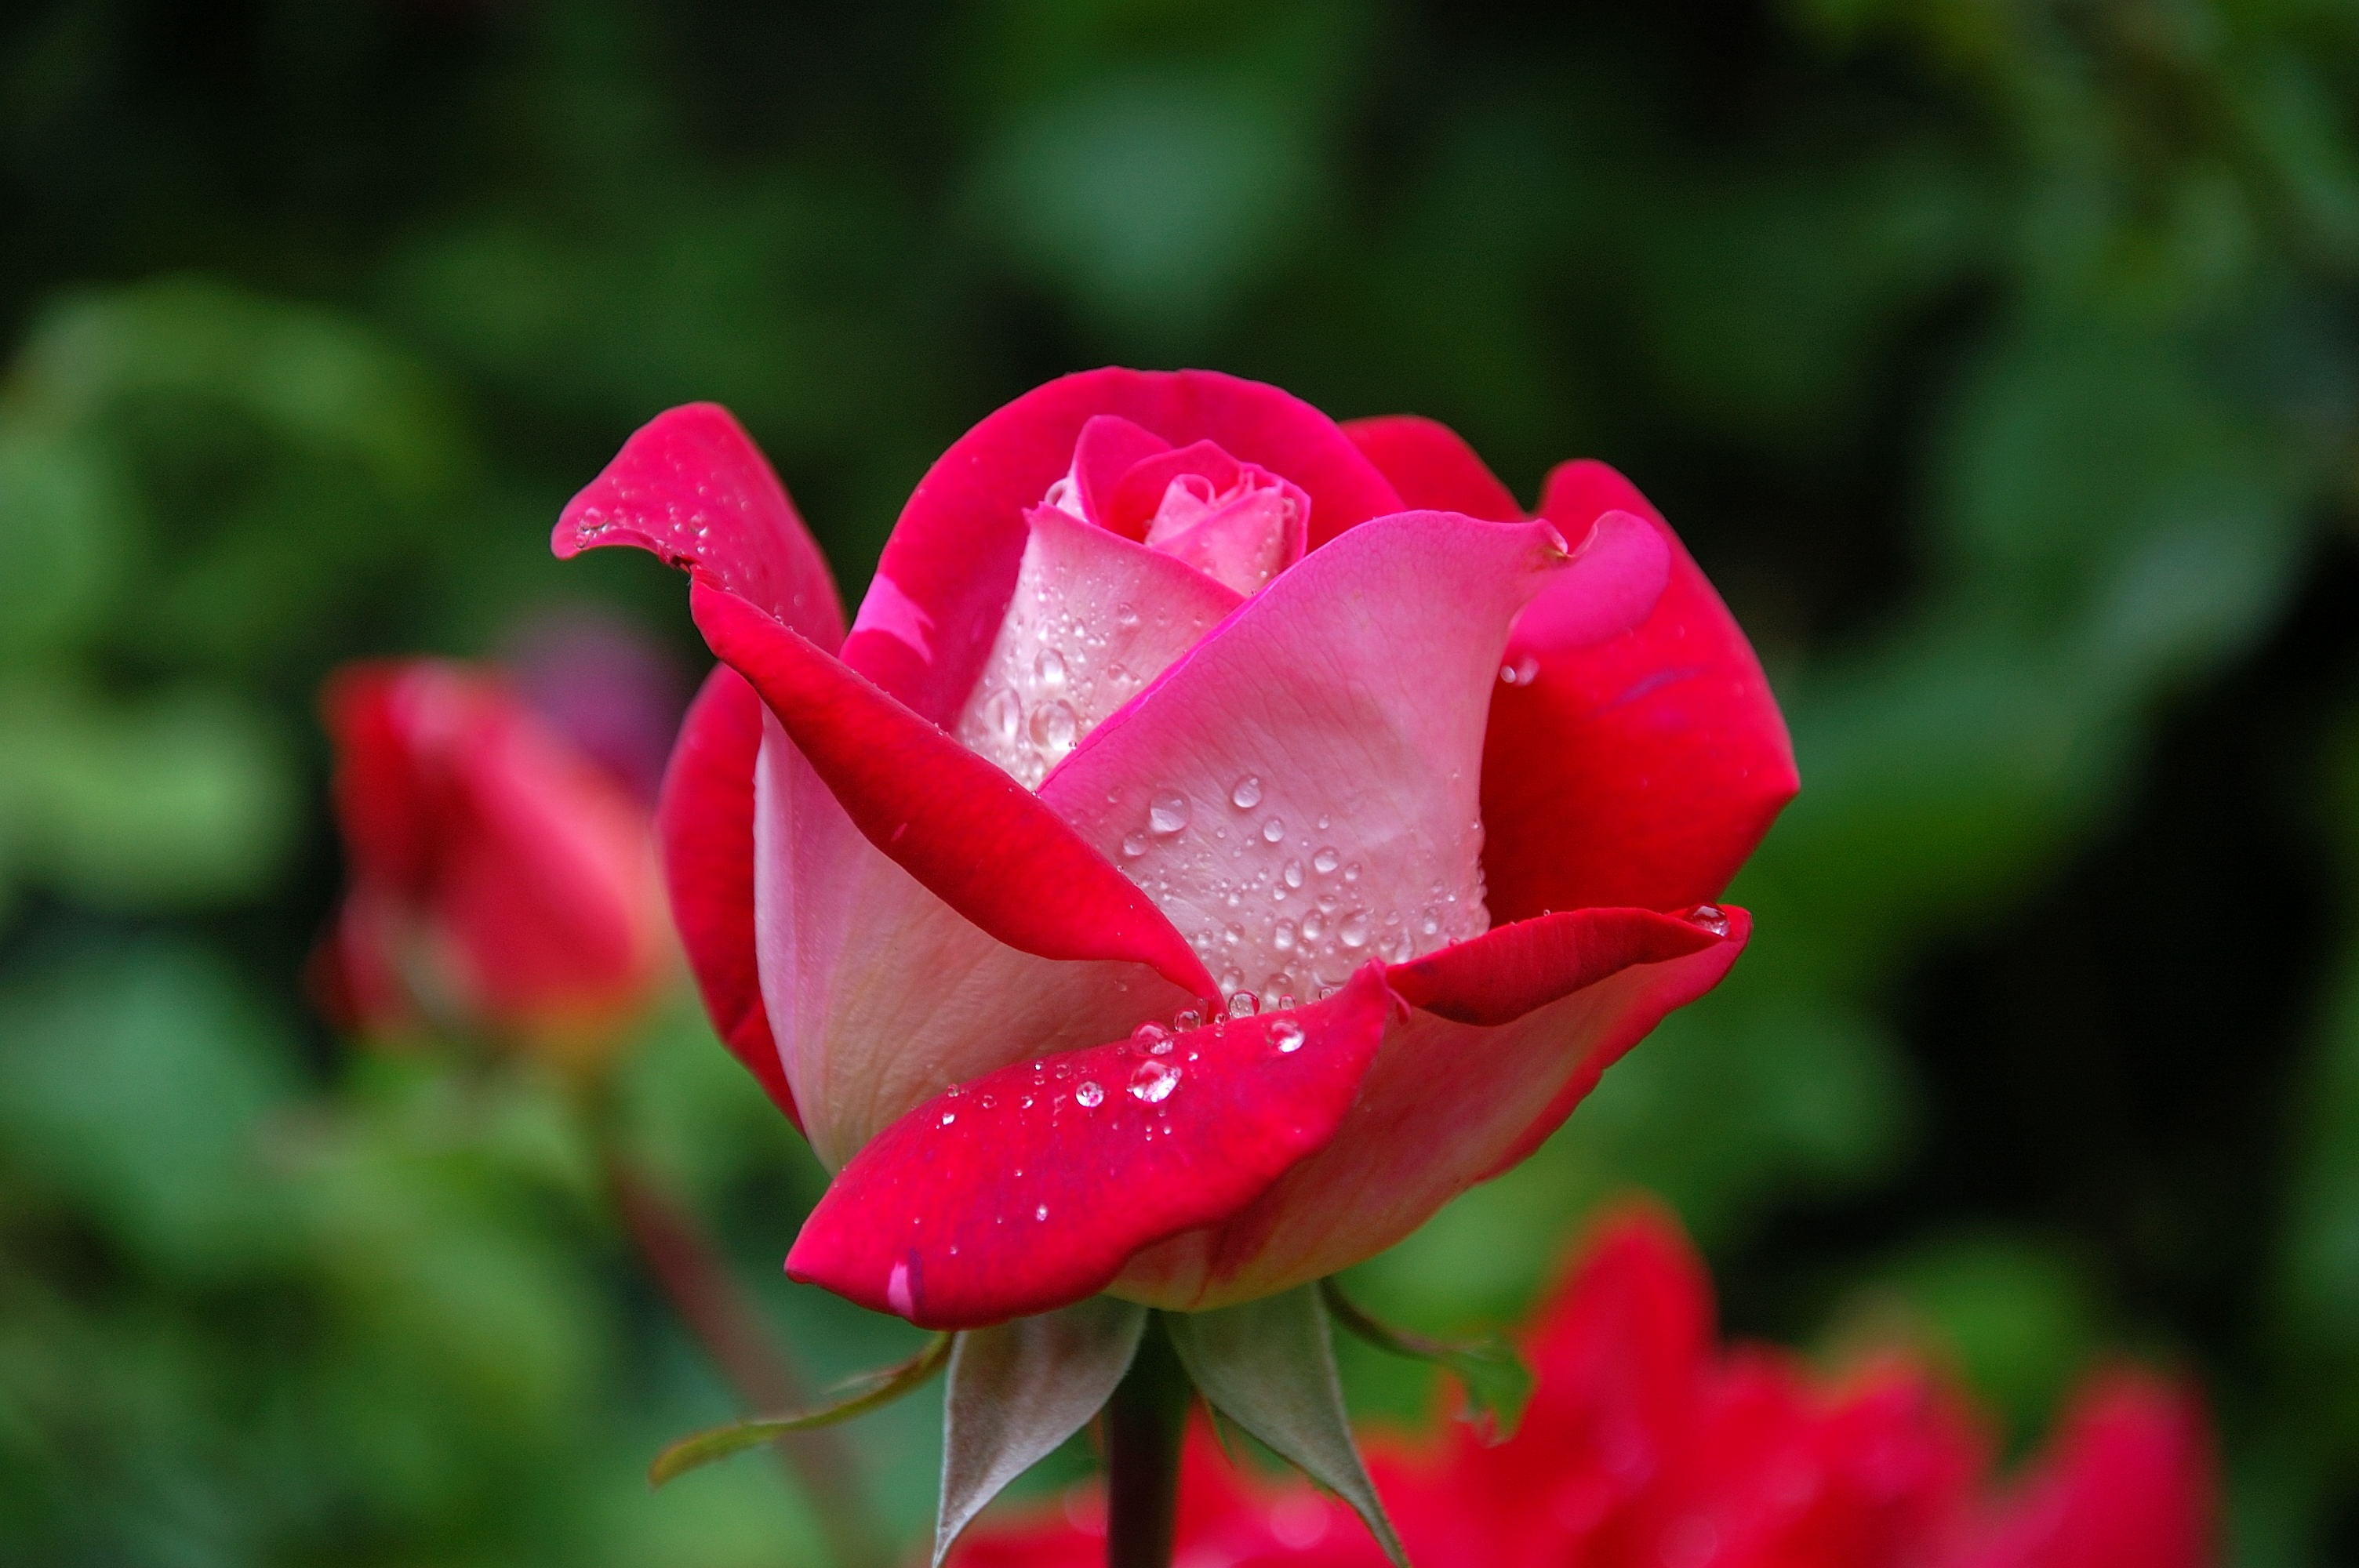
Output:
[952, 1207, 2218, 1568]
[554, 371, 1796, 1327]
[315, 659, 668, 1062]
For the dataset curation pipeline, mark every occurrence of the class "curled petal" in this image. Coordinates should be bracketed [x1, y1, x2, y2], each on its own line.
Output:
[554, 402, 846, 650]
[786, 967, 1396, 1329]
[1484, 461, 1797, 920]
[841, 368, 1403, 724]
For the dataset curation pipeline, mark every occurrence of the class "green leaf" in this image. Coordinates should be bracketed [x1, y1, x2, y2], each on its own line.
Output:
[935, 1296, 1147, 1566]
[1320, 1278, 1534, 1443]
[1165, 1286, 1407, 1567]
[648, 1332, 951, 1487]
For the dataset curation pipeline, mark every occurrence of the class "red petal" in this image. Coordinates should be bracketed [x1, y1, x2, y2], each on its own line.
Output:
[657, 664, 797, 1127]
[786, 967, 1395, 1329]
[690, 579, 1217, 1001]
[553, 402, 847, 651]
[841, 368, 1403, 724]
[1481, 460, 1797, 920]
[1110, 909, 1747, 1308]
[1956, 1372, 2215, 1568]
[1341, 414, 1525, 521]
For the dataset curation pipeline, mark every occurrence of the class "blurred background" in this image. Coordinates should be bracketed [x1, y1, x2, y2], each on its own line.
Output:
[3, 0, 2357, 1563]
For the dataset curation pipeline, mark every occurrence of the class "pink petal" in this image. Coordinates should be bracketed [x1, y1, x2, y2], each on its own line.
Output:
[1110, 909, 1747, 1309]
[656, 665, 797, 1126]
[953, 506, 1243, 786]
[690, 579, 1217, 1004]
[1341, 414, 1525, 521]
[751, 710, 1198, 1167]
[841, 368, 1403, 725]
[553, 403, 846, 651]
[1483, 461, 1797, 920]
[785, 967, 1396, 1329]
[1070, 414, 1174, 524]
[1040, 512, 1568, 1009]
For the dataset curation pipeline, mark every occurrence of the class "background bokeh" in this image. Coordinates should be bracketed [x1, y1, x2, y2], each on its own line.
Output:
[4, 1, 2357, 1563]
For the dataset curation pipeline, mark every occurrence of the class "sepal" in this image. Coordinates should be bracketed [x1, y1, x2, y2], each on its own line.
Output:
[646, 1331, 951, 1486]
[1163, 1285, 1408, 1566]
[936, 1295, 1148, 1566]
[1321, 1277, 1533, 1443]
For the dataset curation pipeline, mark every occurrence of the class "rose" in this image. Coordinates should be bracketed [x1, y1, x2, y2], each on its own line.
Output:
[951, 1207, 2217, 1568]
[314, 659, 667, 1062]
[553, 370, 1796, 1328]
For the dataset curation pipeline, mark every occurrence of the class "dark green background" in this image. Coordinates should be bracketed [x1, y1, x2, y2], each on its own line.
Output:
[4, 1, 2357, 1563]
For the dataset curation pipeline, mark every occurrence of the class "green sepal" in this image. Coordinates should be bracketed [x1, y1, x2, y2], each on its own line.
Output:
[647, 1330, 951, 1486]
[1163, 1285, 1408, 1567]
[1320, 1277, 1534, 1443]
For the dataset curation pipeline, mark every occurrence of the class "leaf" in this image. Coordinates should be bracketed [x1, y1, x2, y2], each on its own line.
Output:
[1320, 1277, 1534, 1443]
[1165, 1285, 1407, 1567]
[649, 1332, 951, 1486]
[935, 1296, 1147, 1566]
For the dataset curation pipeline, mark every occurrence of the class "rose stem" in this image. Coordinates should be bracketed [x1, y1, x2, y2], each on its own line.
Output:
[1105, 1319, 1192, 1568]
[580, 1083, 886, 1568]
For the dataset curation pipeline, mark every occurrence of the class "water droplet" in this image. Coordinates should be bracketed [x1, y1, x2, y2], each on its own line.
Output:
[1688, 904, 1732, 938]
[1034, 648, 1067, 694]
[1275, 993, 1296, 1011]
[1150, 791, 1190, 835]
[1036, 1203, 1050, 1221]
[1313, 848, 1340, 875]
[980, 1094, 996, 1109]
[1219, 967, 1243, 994]
[1301, 911, 1327, 942]
[1282, 858, 1306, 889]
[1115, 602, 1140, 628]
[1230, 775, 1264, 809]
[1074, 1080, 1105, 1108]
[1028, 699, 1077, 753]
[1339, 911, 1372, 949]
[1129, 1060, 1180, 1102]
[940, 1112, 957, 1126]
[1174, 1008, 1203, 1032]
[1499, 652, 1541, 686]
[1419, 906, 1443, 938]
[983, 688, 1022, 742]
[1262, 817, 1285, 844]
[1223, 924, 1243, 946]
[1274, 918, 1299, 952]
[1228, 991, 1258, 1018]
[1342, 862, 1361, 884]
[1271, 1021, 1307, 1054]
[1132, 1022, 1171, 1050]
[1121, 831, 1150, 858]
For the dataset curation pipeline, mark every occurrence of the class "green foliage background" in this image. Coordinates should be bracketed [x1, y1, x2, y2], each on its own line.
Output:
[2, 1, 2357, 1563]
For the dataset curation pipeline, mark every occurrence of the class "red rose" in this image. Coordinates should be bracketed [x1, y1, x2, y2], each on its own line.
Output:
[554, 371, 1795, 1327]
[315, 659, 667, 1062]
[951, 1207, 2217, 1568]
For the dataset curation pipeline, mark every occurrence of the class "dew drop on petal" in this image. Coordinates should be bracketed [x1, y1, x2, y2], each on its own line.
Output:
[1313, 848, 1340, 875]
[1230, 775, 1263, 809]
[1271, 1021, 1306, 1054]
[1034, 648, 1067, 694]
[1121, 831, 1150, 858]
[1036, 1203, 1049, 1221]
[1115, 602, 1141, 628]
[1074, 1080, 1105, 1108]
[1132, 1021, 1171, 1050]
[983, 688, 1022, 743]
[1273, 918, 1299, 953]
[1300, 910, 1326, 942]
[1174, 1008, 1203, 1032]
[1129, 1060, 1180, 1103]
[1150, 790, 1191, 835]
[1262, 817, 1285, 844]
[1339, 910, 1372, 949]
[1499, 653, 1540, 686]
[1028, 699, 1077, 753]
[940, 1112, 957, 1126]
[1227, 991, 1258, 1018]
[1342, 861, 1361, 884]
[1688, 903, 1732, 938]
[1282, 858, 1305, 889]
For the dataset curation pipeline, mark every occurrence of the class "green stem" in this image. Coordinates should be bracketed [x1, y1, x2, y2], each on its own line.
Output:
[575, 1080, 886, 1568]
[1104, 1319, 1192, 1568]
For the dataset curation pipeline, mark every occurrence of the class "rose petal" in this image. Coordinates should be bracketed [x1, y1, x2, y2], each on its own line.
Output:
[1483, 461, 1797, 920]
[841, 368, 1404, 724]
[1110, 909, 1747, 1309]
[753, 710, 1198, 1167]
[1040, 512, 1568, 1008]
[690, 579, 1217, 1004]
[954, 506, 1243, 786]
[785, 967, 1396, 1329]
[658, 664, 796, 1125]
[553, 402, 846, 651]
[1342, 414, 1525, 521]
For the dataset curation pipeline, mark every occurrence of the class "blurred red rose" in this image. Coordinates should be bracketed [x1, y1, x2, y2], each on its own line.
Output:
[314, 658, 667, 1063]
[953, 1205, 2216, 1568]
